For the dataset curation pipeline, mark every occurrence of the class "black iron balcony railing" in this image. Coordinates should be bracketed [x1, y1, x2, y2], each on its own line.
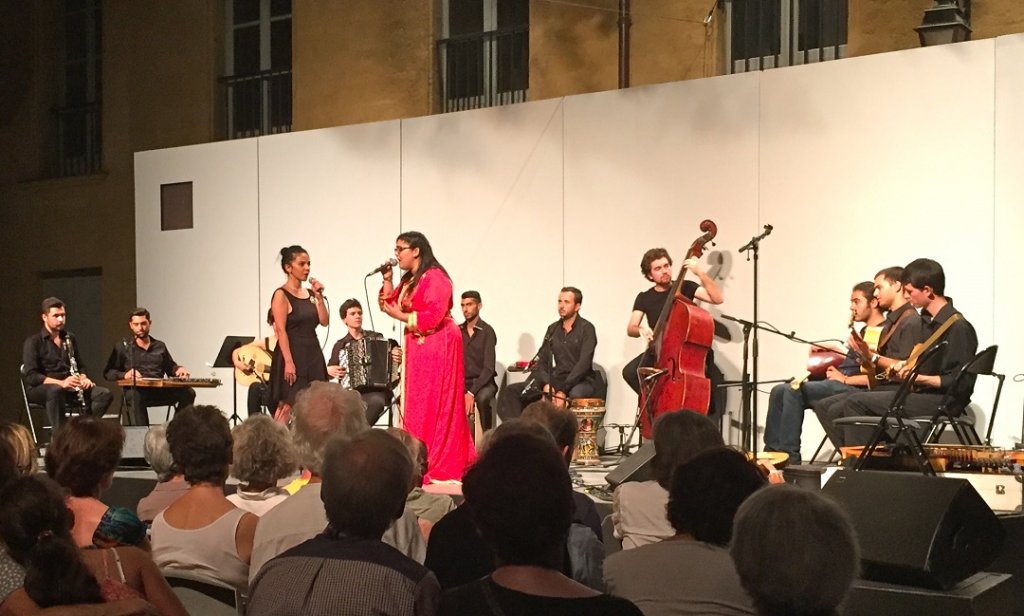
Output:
[437, 25, 529, 113]
[54, 103, 102, 177]
[220, 68, 292, 139]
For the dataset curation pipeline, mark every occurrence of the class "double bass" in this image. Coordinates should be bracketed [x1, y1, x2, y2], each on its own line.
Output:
[638, 220, 718, 439]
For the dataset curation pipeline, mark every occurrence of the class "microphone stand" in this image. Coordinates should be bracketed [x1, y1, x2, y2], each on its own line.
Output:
[721, 312, 845, 452]
[736, 224, 773, 454]
[125, 338, 138, 425]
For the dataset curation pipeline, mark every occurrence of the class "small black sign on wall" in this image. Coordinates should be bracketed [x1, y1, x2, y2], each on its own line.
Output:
[160, 182, 193, 231]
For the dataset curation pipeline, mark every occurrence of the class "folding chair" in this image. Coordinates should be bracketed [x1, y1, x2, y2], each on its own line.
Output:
[911, 345, 1002, 446]
[842, 342, 948, 476]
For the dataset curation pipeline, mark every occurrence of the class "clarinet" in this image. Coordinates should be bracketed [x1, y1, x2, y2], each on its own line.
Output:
[64, 336, 88, 410]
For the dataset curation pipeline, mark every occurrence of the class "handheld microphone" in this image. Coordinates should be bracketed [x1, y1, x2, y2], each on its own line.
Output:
[309, 277, 327, 299]
[366, 258, 398, 277]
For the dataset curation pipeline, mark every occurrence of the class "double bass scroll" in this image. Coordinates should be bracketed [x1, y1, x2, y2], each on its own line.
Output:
[638, 220, 718, 439]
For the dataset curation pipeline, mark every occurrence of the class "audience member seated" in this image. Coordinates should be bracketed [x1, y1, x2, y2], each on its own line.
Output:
[730, 485, 860, 616]
[0, 475, 187, 615]
[0, 439, 27, 609]
[151, 405, 258, 590]
[136, 423, 188, 523]
[605, 448, 766, 616]
[249, 430, 441, 615]
[438, 430, 643, 616]
[613, 410, 724, 549]
[228, 414, 296, 516]
[0, 422, 37, 476]
[386, 427, 456, 539]
[45, 417, 148, 550]
[521, 400, 604, 589]
[250, 382, 425, 582]
[521, 401, 603, 540]
[425, 420, 555, 591]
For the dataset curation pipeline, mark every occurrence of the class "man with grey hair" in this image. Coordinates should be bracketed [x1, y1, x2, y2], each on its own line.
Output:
[248, 430, 440, 616]
[136, 423, 188, 523]
[249, 382, 426, 581]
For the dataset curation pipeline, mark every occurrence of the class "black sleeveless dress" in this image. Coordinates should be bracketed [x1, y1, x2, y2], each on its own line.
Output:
[269, 288, 328, 406]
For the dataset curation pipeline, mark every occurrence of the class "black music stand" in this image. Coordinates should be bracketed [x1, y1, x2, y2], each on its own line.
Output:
[213, 336, 255, 426]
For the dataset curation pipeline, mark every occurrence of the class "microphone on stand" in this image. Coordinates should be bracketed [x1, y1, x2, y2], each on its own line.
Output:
[365, 258, 398, 278]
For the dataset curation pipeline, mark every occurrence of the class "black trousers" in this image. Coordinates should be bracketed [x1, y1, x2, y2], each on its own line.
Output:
[27, 384, 113, 429]
[124, 387, 196, 426]
[247, 383, 271, 416]
[814, 387, 941, 448]
[622, 349, 657, 395]
[360, 389, 393, 426]
[471, 381, 499, 431]
[498, 380, 598, 422]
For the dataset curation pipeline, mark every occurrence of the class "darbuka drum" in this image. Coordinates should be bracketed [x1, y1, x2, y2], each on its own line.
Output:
[347, 338, 394, 392]
[570, 398, 606, 466]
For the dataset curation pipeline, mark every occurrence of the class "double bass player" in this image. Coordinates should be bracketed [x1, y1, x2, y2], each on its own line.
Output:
[624, 222, 723, 437]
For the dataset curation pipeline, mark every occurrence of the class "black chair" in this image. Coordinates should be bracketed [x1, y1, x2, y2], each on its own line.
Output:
[832, 342, 948, 476]
[162, 569, 244, 616]
[910, 345, 1002, 447]
[19, 364, 84, 453]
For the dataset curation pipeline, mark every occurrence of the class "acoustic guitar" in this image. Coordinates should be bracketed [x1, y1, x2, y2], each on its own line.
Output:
[235, 343, 273, 386]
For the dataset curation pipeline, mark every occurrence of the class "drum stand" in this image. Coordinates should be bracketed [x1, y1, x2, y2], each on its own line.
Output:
[622, 367, 666, 454]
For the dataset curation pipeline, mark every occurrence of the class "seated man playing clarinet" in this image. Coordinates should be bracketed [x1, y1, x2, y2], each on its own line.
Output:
[104, 307, 194, 426]
[22, 297, 113, 428]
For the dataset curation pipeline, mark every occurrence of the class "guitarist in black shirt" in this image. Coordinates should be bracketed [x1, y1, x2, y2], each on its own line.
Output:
[824, 259, 978, 448]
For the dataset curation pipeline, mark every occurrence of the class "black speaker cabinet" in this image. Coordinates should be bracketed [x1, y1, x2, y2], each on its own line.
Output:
[822, 470, 1005, 590]
[605, 442, 655, 487]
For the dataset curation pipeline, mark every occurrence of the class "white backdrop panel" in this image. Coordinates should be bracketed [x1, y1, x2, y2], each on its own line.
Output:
[563, 74, 761, 437]
[759, 40, 997, 458]
[134, 139, 260, 415]
[256, 122, 402, 360]
[400, 99, 565, 382]
[993, 34, 1024, 446]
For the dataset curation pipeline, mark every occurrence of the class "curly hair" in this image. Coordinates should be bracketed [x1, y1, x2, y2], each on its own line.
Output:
[640, 248, 672, 281]
[143, 424, 176, 482]
[292, 382, 369, 475]
[232, 415, 296, 487]
[666, 447, 766, 545]
[44, 417, 124, 497]
[166, 405, 232, 485]
[0, 476, 103, 607]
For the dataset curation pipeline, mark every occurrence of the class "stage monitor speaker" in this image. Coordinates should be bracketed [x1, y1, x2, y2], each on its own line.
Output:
[822, 470, 1005, 590]
[605, 442, 654, 487]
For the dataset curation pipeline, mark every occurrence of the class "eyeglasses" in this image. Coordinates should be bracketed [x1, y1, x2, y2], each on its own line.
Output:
[394, 246, 412, 254]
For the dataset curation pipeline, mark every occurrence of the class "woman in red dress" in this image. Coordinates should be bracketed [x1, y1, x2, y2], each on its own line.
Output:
[379, 231, 475, 482]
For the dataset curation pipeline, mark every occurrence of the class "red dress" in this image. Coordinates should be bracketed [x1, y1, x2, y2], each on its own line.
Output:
[385, 268, 476, 482]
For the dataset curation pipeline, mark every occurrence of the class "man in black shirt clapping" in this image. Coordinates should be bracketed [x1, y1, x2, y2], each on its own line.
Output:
[460, 291, 498, 430]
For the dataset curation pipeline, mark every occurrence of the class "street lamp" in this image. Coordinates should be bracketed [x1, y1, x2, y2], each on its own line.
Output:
[915, 0, 972, 47]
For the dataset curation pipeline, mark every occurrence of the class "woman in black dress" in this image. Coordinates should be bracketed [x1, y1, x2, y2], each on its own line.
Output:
[269, 245, 328, 423]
